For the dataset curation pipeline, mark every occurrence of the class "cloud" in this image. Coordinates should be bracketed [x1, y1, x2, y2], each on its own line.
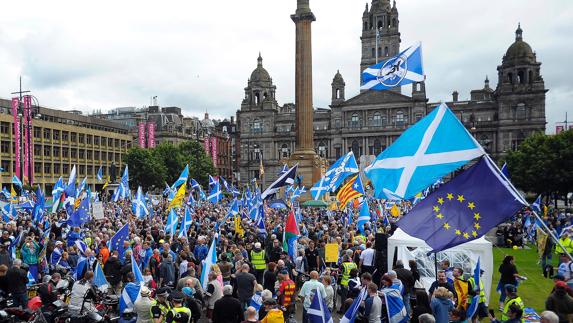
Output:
[0, 0, 570, 130]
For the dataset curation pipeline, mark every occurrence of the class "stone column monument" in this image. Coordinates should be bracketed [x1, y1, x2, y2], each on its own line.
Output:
[290, 0, 322, 197]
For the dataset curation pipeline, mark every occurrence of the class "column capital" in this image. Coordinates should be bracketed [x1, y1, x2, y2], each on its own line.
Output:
[291, 12, 315, 23]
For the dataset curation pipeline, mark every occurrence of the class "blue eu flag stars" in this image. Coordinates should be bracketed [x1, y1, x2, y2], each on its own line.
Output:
[397, 156, 527, 252]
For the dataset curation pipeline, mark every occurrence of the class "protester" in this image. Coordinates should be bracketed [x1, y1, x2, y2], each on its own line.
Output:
[411, 290, 433, 323]
[545, 281, 573, 323]
[430, 287, 454, 323]
[213, 285, 244, 323]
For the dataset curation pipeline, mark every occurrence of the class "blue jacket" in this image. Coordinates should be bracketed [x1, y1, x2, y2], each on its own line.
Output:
[430, 297, 453, 323]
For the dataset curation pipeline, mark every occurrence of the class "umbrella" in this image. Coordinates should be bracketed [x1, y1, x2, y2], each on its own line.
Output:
[269, 199, 288, 209]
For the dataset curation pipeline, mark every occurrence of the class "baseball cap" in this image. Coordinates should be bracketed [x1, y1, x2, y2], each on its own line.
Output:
[156, 287, 170, 297]
[170, 291, 185, 302]
[555, 281, 568, 289]
[553, 274, 565, 281]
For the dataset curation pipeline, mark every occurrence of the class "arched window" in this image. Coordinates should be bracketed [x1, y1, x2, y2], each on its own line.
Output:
[252, 119, 262, 133]
[280, 143, 289, 158]
[373, 112, 381, 126]
[517, 71, 525, 84]
[396, 111, 404, 126]
[528, 70, 533, 84]
[336, 89, 341, 99]
[263, 92, 268, 99]
[351, 140, 360, 155]
[254, 92, 260, 105]
[377, 20, 383, 29]
[318, 142, 327, 158]
[253, 144, 261, 160]
[371, 48, 376, 58]
[363, 21, 368, 31]
[350, 114, 360, 128]
[384, 46, 389, 56]
[373, 139, 382, 155]
[377, 47, 381, 57]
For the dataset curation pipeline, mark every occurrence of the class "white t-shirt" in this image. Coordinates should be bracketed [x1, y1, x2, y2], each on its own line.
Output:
[558, 261, 573, 281]
[360, 248, 375, 266]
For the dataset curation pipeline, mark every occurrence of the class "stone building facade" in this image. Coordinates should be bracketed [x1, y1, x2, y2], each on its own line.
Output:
[236, 0, 546, 188]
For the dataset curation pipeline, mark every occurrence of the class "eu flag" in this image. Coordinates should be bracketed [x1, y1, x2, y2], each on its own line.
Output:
[67, 197, 90, 227]
[110, 223, 129, 260]
[397, 157, 526, 252]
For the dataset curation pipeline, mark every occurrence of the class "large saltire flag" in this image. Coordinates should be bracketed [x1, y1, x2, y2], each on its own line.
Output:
[207, 179, 222, 204]
[200, 236, 218, 289]
[96, 166, 103, 182]
[357, 201, 370, 235]
[168, 181, 186, 210]
[178, 206, 193, 238]
[51, 177, 65, 213]
[310, 152, 359, 201]
[172, 164, 189, 189]
[397, 156, 526, 252]
[365, 103, 484, 200]
[283, 209, 300, 259]
[132, 186, 149, 219]
[336, 175, 364, 210]
[308, 288, 333, 323]
[165, 209, 179, 237]
[361, 42, 424, 91]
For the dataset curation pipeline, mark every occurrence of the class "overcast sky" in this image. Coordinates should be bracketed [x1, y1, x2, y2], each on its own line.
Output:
[0, 0, 570, 133]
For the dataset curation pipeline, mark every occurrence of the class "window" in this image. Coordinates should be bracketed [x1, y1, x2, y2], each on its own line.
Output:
[43, 128, 51, 139]
[79, 133, 84, 144]
[335, 147, 341, 158]
[94, 151, 100, 160]
[79, 165, 85, 175]
[44, 163, 51, 174]
[371, 48, 375, 58]
[350, 114, 360, 128]
[335, 119, 341, 129]
[94, 136, 100, 145]
[53, 163, 60, 174]
[71, 148, 77, 159]
[71, 132, 77, 143]
[62, 131, 69, 141]
[53, 130, 60, 140]
[318, 142, 327, 158]
[372, 113, 381, 126]
[253, 144, 261, 160]
[33, 127, 41, 138]
[252, 119, 262, 134]
[79, 149, 85, 159]
[384, 46, 389, 56]
[108, 138, 113, 146]
[516, 103, 526, 120]
[351, 140, 361, 156]
[115, 153, 120, 162]
[415, 113, 423, 122]
[1, 141, 9, 153]
[0, 122, 9, 134]
[396, 111, 404, 126]
[87, 165, 93, 176]
[43, 145, 51, 157]
[1, 161, 10, 173]
[53, 146, 60, 157]
[280, 144, 289, 159]
[101, 151, 106, 160]
[63, 164, 69, 174]
[34, 163, 41, 174]
[374, 139, 382, 155]
[115, 139, 119, 148]
[87, 150, 93, 159]
[87, 135, 93, 144]
[377, 19, 382, 29]
[34, 144, 41, 156]
[62, 147, 69, 158]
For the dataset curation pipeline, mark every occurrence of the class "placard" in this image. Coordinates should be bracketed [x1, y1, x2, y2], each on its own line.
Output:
[93, 202, 104, 220]
[325, 243, 339, 263]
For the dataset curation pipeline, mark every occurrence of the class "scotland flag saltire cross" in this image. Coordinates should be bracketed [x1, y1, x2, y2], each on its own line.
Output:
[96, 166, 103, 181]
[256, 205, 267, 238]
[75, 240, 88, 255]
[190, 178, 201, 190]
[12, 175, 22, 189]
[120, 165, 129, 199]
[65, 165, 77, 197]
[208, 175, 217, 188]
[531, 195, 542, 213]
[326, 152, 359, 192]
[361, 42, 424, 91]
[397, 156, 527, 252]
[120, 281, 141, 314]
[261, 164, 298, 200]
[165, 209, 179, 237]
[226, 199, 239, 220]
[51, 177, 65, 213]
[357, 202, 370, 235]
[76, 177, 87, 198]
[208, 180, 222, 204]
[172, 164, 189, 189]
[200, 236, 218, 289]
[179, 207, 193, 238]
[466, 257, 481, 320]
[27, 271, 36, 286]
[93, 262, 109, 290]
[131, 253, 144, 283]
[132, 186, 149, 219]
[290, 186, 307, 203]
[198, 187, 207, 201]
[365, 103, 485, 200]
[32, 187, 45, 223]
[220, 177, 231, 192]
[307, 288, 333, 323]
[383, 287, 409, 323]
[231, 185, 240, 198]
[311, 176, 331, 201]
[110, 223, 129, 260]
[501, 162, 511, 180]
[162, 182, 171, 196]
[340, 288, 367, 323]
[278, 164, 289, 175]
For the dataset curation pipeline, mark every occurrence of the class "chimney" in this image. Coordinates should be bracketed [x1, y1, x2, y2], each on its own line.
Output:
[452, 91, 459, 102]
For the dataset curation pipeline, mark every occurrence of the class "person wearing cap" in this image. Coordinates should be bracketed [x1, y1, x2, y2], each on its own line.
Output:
[181, 287, 201, 323]
[250, 242, 266, 284]
[545, 281, 573, 323]
[501, 284, 524, 322]
[165, 291, 191, 323]
[134, 287, 154, 323]
[150, 287, 172, 323]
[50, 240, 64, 268]
[213, 285, 244, 323]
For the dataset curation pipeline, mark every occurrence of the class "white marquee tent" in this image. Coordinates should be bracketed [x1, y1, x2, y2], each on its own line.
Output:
[388, 228, 494, 303]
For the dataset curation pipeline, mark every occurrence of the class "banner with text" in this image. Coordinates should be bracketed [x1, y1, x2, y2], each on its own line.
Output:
[147, 122, 156, 148]
[138, 122, 146, 148]
[23, 96, 33, 185]
[11, 98, 20, 180]
[211, 136, 218, 167]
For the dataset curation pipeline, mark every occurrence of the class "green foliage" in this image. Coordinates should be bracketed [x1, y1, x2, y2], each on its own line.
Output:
[506, 130, 573, 199]
[123, 141, 216, 190]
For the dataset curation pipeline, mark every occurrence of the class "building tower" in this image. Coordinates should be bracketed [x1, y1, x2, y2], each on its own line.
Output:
[240, 53, 278, 111]
[496, 24, 547, 152]
[331, 70, 345, 106]
[360, 0, 401, 84]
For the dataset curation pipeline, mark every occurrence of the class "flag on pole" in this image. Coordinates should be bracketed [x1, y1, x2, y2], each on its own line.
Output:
[308, 288, 333, 323]
[261, 165, 298, 200]
[283, 209, 300, 259]
[357, 202, 370, 235]
[336, 175, 364, 210]
[361, 42, 424, 91]
[178, 207, 192, 238]
[340, 288, 367, 323]
[365, 103, 484, 200]
[165, 209, 179, 237]
[208, 180, 222, 204]
[109, 223, 129, 260]
[383, 287, 409, 323]
[131, 253, 144, 283]
[531, 195, 542, 213]
[132, 186, 149, 218]
[172, 164, 189, 189]
[259, 159, 265, 177]
[200, 236, 218, 289]
[96, 166, 103, 181]
[168, 182, 186, 210]
[93, 262, 109, 291]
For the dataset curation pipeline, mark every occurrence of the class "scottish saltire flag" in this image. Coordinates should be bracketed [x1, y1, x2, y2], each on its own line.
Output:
[132, 186, 149, 219]
[179, 207, 193, 238]
[311, 176, 331, 201]
[208, 175, 217, 188]
[75, 240, 88, 256]
[226, 199, 239, 219]
[120, 165, 129, 199]
[220, 177, 231, 192]
[12, 176, 22, 189]
[96, 166, 103, 181]
[51, 177, 65, 213]
[308, 289, 333, 323]
[172, 164, 189, 189]
[361, 42, 424, 91]
[208, 180, 222, 204]
[27, 271, 36, 286]
[120, 281, 141, 314]
[110, 223, 129, 260]
[256, 206, 267, 238]
[383, 287, 408, 323]
[76, 177, 87, 199]
[531, 195, 542, 213]
[278, 164, 289, 175]
[93, 262, 109, 291]
[466, 257, 482, 320]
[33, 187, 45, 223]
[397, 156, 527, 252]
[74, 256, 88, 280]
[501, 162, 511, 180]
[65, 165, 77, 197]
[165, 209, 179, 236]
[290, 186, 307, 203]
[162, 182, 171, 196]
[365, 103, 485, 200]
[1, 187, 9, 199]
[326, 152, 359, 192]
[190, 178, 201, 190]
[200, 236, 217, 289]
[249, 194, 262, 220]
[357, 202, 370, 235]
[131, 253, 144, 283]
[340, 288, 367, 323]
[230, 185, 240, 198]
[198, 187, 207, 201]
[261, 164, 298, 199]
[187, 192, 196, 208]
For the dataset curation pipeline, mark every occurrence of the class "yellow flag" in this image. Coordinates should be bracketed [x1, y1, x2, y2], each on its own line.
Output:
[390, 204, 401, 217]
[259, 159, 265, 177]
[168, 181, 186, 209]
[102, 177, 110, 190]
[10, 185, 17, 203]
[234, 215, 244, 238]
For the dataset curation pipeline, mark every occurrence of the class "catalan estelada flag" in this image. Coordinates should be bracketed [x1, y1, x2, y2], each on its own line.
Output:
[336, 175, 365, 210]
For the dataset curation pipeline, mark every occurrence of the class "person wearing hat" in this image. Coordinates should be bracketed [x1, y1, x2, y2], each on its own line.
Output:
[545, 281, 573, 323]
[134, 287, 154, 323]
[150, 287, 172, 323]
[501, 284, 524, 322]
[165, 290, 191, 323]
[213, 285, 244, 323]
[552, 274, 573, 298]
[181, 287, 201, 323]
[250, 242, 266, 284]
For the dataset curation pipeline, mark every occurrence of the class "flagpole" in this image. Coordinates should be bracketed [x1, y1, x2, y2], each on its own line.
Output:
[484, 155, 573, 260]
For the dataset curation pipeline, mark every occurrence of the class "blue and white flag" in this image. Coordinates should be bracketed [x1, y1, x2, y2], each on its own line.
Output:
[226, 199, 239, 220]
[12, 176, 22, 189]
[75, 240, 88, 256]
[190, 179, 201, 190]
[51, 177, 65, 213]
[340, 288, 367, 323]
[466, 257, 482, 320]
[256, 206, 267, 238]
[278, 164, 289, 175]
[178, 207, 193, 238]
[357, 202, 370, 235]
[501, 162, 511, 180]
[383, 287, 409, 323]
[93, 262, 109, 290]
[132, 186, 149, 219]
[261, 165, 298, 200]
[120, 282, 141, 314]
[27, 271, 36, 286]
[308, 288, 333, 323]
[65, 165, 77, 198]
[208, 180, 222, 204]
[365, 103, 484, 200]
[290, 186, 307, 203]
[361, 42, 424, 91]
[131, 253, 144, 283]
[200, 236, 218, 289]
[96, 166, 103, 182]
[172, 164, 189, 189]
[208, 175, 217, 188]
[531, 195, 542, 213]
[162, 182, 171, 196]
[76, 177, 87, 199]
[230, 185, 240, 198]
[165, 209, 179, 236]
[220, 177, 231, 192]
[310, 176, 331, 201]
[120, 165, 129, 199]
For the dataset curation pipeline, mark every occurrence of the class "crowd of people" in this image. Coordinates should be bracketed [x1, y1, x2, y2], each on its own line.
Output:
[0, 189, 571, 323]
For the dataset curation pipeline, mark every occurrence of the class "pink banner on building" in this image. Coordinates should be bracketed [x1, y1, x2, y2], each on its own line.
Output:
[11, 98, 21, 180]
[147, 122, 156, 148]
[556, 125, 564, 134]
[211, 136, 218, 167]
[204, 136, 210, 156]
[23, 96, 33, 185]
[138, 122, 146, 148]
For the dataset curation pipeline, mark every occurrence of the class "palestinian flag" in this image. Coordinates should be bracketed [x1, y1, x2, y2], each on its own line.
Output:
[283, 209, 300, 259]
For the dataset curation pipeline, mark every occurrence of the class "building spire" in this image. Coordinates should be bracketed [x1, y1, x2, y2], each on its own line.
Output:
[484, 75, 490, 89]
[515, 22, 523, 41]
[257, 52, 263, 67]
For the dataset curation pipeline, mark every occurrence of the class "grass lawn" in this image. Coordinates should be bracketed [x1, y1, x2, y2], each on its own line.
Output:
[491, 246, 554, 313]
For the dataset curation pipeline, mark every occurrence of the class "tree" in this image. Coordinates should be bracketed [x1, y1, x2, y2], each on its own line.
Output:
[179, 140, 216, 187]
[506, 130, 573, 205]
[123, 147, 167, 191]
[152, 143, 187, 185]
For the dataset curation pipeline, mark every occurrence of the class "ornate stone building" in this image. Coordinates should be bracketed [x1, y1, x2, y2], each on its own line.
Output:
[236, 0, 546, 187]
